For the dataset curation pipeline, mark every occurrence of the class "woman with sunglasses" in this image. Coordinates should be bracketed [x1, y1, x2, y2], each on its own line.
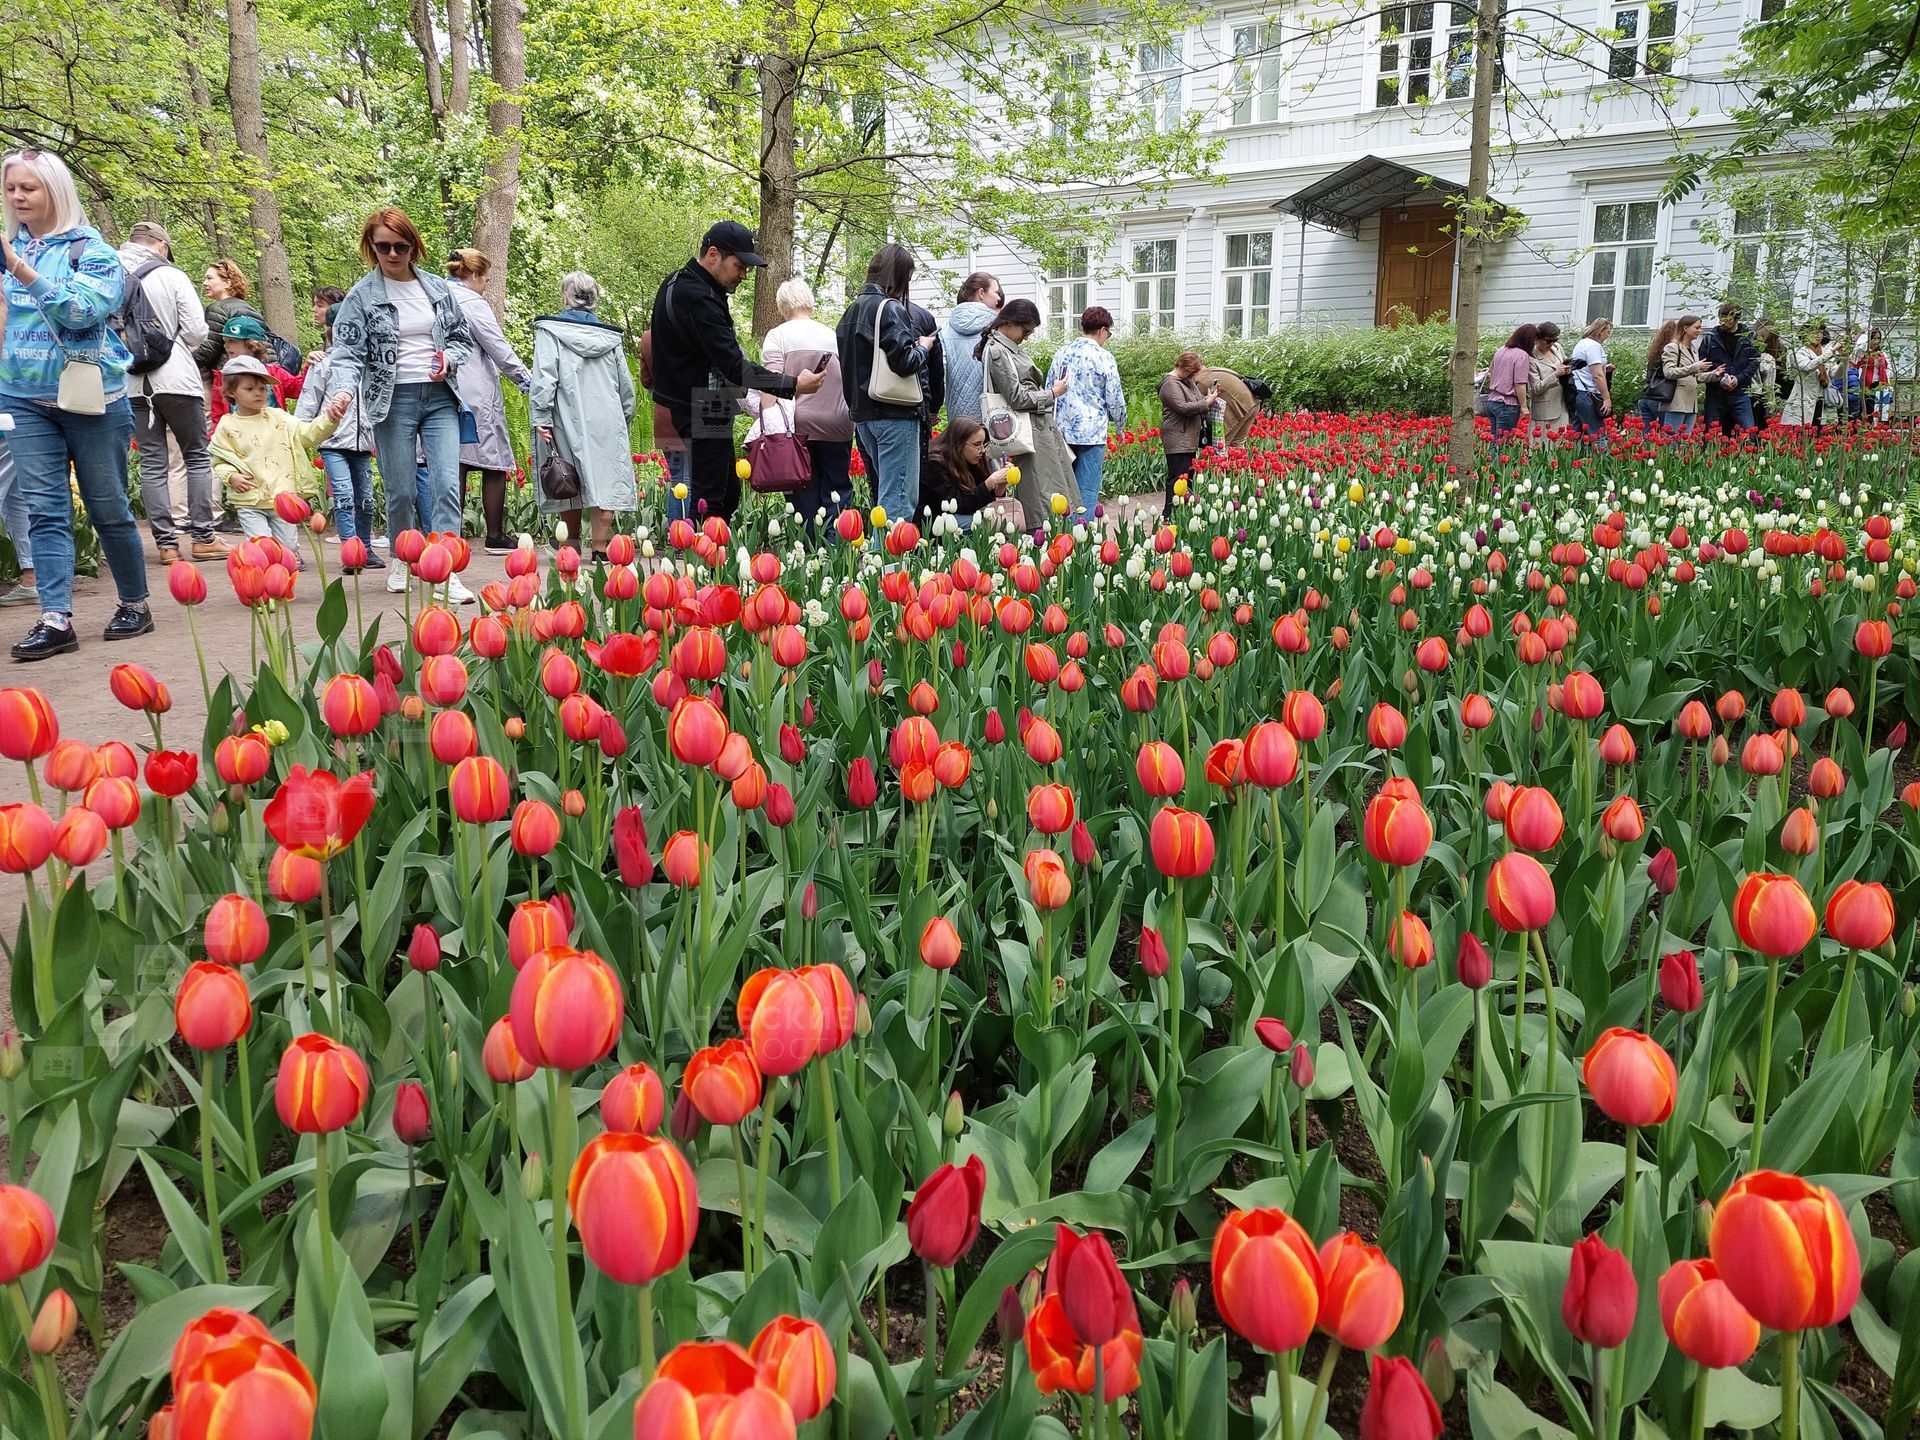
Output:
[326, 207, 476, 599]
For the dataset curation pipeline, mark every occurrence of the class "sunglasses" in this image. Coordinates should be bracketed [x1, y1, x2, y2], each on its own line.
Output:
[371, 240, 412, 256]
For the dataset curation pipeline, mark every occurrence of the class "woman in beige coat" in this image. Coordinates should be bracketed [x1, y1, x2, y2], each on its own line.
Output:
[1526, 322, 1570, 446]
[1658, 314, 1720, 433]
[978, 299, 1078, 529]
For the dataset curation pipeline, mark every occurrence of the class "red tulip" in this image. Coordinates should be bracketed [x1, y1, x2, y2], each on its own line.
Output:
[0, 1184, 55, 1284]
[1148, 805, 1214, 877]
[920, 917, 962, 971]
[319, 674, 380, 737]
[749, 1316, 836, 1424]
[600, 1062, 666, 1134]
[267, 847, 323, 904]
[737, 968, 822, 1077]
[1316, 1231, 1404, 1349]
[0, 803, 55, 873]
[1561, 1233, 1636, 1348]
[274, 1033, 369, 1133]
[1582, 1028, 1677, 1126]
[1659, 951, 1702, 1013]
[263, 766, 375, 858]
[509, 945, 623, 1070]
[1134, 741, 1185, 797]
[906, 1155, 986, 1268]
[846, 757, 878, 809]
[1241, 722, 1299, 787]
[1502, 785, 1563, 851]
[392, 1081, 431, 1145]
[175, 962, 252, 1050]
[568, 1131, 698, 1283]
[1485, 852, 1555, 932]
[1456, 932, 1492, 989]
[631, 1340, 796, 1440]
[0, 688, 57, 762]
[1358, 1354, 1442, 1440]
[510, 799, 561, 857]
[213, 733, 270, 787]
[482, 1016, 536, 1084]
[145, 749, 199, 799]
[1211, 1208, 1320, 1353]
[448, 755, 509, 824]
[1732, 872, 1816, 957]
[1824, 878, 1894, 950]
[1364, 777, 1431, 867]
[684, 1039, 762, 1127]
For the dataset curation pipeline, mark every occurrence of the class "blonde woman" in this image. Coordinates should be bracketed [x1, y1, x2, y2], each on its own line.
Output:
[1658, 314, 1721, 433]
[1569, 318, 1614, 447]
[446, 248, 531, 553]
[748, 277, 851, 534]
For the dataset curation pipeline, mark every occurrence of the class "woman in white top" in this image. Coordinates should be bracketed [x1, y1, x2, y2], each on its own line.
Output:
[1781, 323, 1839, 428]
[748, 279, 852, 535]
[1569, 318, 1614, 449]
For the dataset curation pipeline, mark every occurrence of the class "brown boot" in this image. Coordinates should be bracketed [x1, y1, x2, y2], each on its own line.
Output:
[157, 545, 181, 566]
[191, 539, 232, 561]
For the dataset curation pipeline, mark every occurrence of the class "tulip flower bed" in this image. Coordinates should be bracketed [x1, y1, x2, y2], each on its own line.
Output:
[2, 413, 1920, 1440]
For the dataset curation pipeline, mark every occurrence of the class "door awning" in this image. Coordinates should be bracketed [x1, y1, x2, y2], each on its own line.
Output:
[1274, 155, 1510, 237]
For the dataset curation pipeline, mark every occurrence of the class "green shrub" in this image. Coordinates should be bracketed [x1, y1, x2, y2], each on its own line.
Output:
[1032, 322, 1654, 419]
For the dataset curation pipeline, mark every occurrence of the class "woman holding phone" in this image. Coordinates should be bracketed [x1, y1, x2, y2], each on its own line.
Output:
[1158, 350, 1215, 515]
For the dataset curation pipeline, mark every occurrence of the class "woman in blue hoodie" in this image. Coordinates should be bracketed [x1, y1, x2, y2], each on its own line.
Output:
[0, 149, 153, 661]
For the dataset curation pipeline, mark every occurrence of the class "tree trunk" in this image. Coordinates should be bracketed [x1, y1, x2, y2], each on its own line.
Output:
[472, 0, 526, 318]
[752, 0, 801, 340]
[446, 0, 471, 113]
[409, 0, 447, 121]
[168, 0, 230, 254]
[224, 0, 297, 339]
[1448, 0, 1501, 478]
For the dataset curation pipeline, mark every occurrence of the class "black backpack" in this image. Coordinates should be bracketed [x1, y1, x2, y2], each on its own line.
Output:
[115, 253, 182, 376]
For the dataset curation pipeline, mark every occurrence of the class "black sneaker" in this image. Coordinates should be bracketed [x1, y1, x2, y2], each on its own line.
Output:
[484, 535, 513, 556]
[102, 604, 154, 642]
[11, 621, 78, 662]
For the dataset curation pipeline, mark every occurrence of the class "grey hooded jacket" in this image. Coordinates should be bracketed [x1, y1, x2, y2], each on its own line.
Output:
[939, 300, 999, 423]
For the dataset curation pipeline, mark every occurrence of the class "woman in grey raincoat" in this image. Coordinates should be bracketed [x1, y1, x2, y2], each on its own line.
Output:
[447, 248, 532, 553]
[977, 298, 1078, 531]
[531, 272, 636, 558]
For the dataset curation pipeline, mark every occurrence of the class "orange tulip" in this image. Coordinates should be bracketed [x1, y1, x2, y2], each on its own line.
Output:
[684, 1039, 763, 1126]
[175, 962, 253, 1051]
[919, 916, 962, 971]
[1485, 852, 1555, 933]
[319, 674, 381, 737]
[1204, 738, 1243, 787]
[1026, 782, 1076, 835]
[0, 1184, 56, 1283]
[749, 1316, 837, 1423]
[737, 968, 823, 1077]
[1708, 1171, 1860, 1331]
[509, 945, 623, 1070]
[448, 755, 509, 824]
[797, 964, 857, 1053]
[568, 1131, 698, 1284]
[1658, 1259, 1759, 1368]
[1388, 911, 1432, 970]
[1732, 872, 1816, 957]
[1502, 786, 1563, 851]
[0, 686, 57, 761]
[510, 799, 562, 857]
[1148, 805, 1215, 877]
[1363, 777, 1431, 867]
[1024, 1295, 1143, 1402]
[172, 1332, 317, 1440]
[1212, 1207, 1321, 1353]
[666, 696, 730, 769]
[1315, 1231, 1404, 1350]
[1134, 741, 1185, 797]
[273, 1033, 369, 1134]
[1600, 795, 1644, 843]
[1366, 703, 1408, 749]
[662, 830, 705, 887]
[1023, 848, 1072, 910]
[482, 1015, 536, 1084]
[631, 1341, 797, 1440]
[507, 898, 571, 970]
[1581, 1028, 1677, 1126]
[1824, 878, 1894, 950]
[1780, 805, 1819, 856]
[1241, 722, 1300, 788]
[0, 803, 54, 873]
[600, 1061, 667, 1134]
[42, 738, 97, 793]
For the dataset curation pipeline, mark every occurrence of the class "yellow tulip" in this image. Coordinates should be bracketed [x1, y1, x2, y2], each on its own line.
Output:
[1173, 478, 1188, 498]
[1395, 537, 1413, 555]
[735, 458, 752, 480]
[1347, 481, 1365, 503]
[1335, 535, 1351, 554]
[1006, 464, 1022, 486]
[672, 483, 689, 500]
[870, 505, 888, 529]
[1438, 518, 1453, 535]
[1050, 493, 1069, 515]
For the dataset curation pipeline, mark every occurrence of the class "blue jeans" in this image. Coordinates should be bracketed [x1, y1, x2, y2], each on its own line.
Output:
[373, 381, 461, 536]
[855, 418, 921, 525]
[1704, 389, 1754, 435]
[790, 440, 851, 538]
[0, 438, 30, 571]
[1658, 411, 1697, 434]
[322, 450, 376, 546]
[1486, 400, 1521, 441]
[3, 396, 146, 616]
[1070, 444, 1105, 518]
[1572, 391, 1610, 450]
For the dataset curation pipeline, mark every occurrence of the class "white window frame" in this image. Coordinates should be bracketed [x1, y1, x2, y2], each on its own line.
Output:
[1137, 39, 1186, 133]
[1047, 245, 1091, 341]
[1577, 197, 1666, 329]
[1049, 47, 1093, 141]
[1372, 2, 1476, 109]
[1222, 18, 1284, 127]
[1726, 200, 1813, 313]
[1127, 235, 1180, 334]
[1602, 0, 1681, 78]
[1218, 228, 1277, 338]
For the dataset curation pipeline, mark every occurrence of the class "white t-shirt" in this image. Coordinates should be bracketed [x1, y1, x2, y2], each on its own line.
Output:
[1571, 337, 1609, 394]
[388, 280, 438, 384]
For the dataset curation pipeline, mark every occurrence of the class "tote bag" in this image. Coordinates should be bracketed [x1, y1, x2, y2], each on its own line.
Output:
[980, 339, 1035, 456]
[865, 298, 923, 407]
[746, 399, 812, 494]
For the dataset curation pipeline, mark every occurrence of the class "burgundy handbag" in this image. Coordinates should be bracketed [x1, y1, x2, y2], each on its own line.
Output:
[745, 398, 812, 494]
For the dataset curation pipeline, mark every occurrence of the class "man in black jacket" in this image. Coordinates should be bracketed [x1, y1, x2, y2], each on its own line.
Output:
[1698, 301, 1759, 435]
[649, 221, 823, 522]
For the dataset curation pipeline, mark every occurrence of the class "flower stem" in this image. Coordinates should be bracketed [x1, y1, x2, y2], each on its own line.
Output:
[201, 1051, 225, 1281]
[313, 1132, 338, 1302]
[923, 1262, 943, 1440]
[1751, 955, 1781, 1170]
[545, 1067, 584, 1437]
[1687, 1364, 1709, 1440]
[752, 1085, 778, 1277]
[731, 1127, 754, 1274]
[1779, 1331, 1802, 1440]
[9, 1282, 66, 1440]
[1306, 1342, 1342, 1436]
[637, 1279, 656, 1385]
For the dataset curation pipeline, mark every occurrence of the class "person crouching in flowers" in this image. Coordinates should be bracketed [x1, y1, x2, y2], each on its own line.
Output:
[922, 417, 1011, 533]
[210, 356, 347, 563]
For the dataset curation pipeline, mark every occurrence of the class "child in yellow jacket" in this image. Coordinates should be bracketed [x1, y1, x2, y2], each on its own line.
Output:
[210, 355, 349, 566]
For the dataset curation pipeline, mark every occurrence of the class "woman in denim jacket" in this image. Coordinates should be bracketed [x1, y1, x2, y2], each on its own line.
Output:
[325, 207, 473, 596]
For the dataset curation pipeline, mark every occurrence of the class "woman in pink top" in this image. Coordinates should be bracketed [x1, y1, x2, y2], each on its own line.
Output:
[1485, 324, 1538, 444]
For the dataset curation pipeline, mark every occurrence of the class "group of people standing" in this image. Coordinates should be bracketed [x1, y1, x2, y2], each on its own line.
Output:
[1485, 300, 1900, 448]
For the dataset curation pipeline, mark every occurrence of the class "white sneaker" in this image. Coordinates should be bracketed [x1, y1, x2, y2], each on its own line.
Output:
[386, 567, 410, 594]
[443, 574, 476, 605]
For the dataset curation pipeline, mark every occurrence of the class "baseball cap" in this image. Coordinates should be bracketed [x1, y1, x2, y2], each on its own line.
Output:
[129, 221, 171, 249]
[222, 314, 271, 342]
[221, 355, 270, 380]
[701, 221, 766, 268]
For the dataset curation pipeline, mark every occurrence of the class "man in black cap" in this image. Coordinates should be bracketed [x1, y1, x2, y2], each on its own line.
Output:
[649, 221, 824, 522]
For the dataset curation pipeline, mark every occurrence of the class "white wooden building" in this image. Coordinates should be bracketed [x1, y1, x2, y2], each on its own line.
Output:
[912, 0, 1858, 341]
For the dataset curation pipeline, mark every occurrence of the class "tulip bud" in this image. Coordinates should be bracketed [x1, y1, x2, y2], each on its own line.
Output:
[1647, 847, 1677, 896]
[1070, 820, 1096, 867]
[1290, 1041, 1315, 1089]
[1420, 1336, 1456, 1406]
[997, 1285, 1026, 1348]
[393, 1081, 431, 1146]
[1138, 925, 1170, 978]
[1456, 932, 1492, 989]
[521, 1150, 546, 1202]
[1724, 952, 1740, 990]
[1659, 951, 1703, 1013]
[854, 994, 873, 1038]
[1903, 984, 1917, 1019]
[407, 923, 441, 972]
[0, 1029, 22, 1080]
[28, 1289, 76, 1355]
[943, 1090, 965, 1139]
[1169, 1277, 1197, 1337]
[671, 1090, 702, 1143]
[800, 881, 818, 920]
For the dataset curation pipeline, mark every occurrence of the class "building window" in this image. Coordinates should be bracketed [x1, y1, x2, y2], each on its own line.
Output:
[1221, 231, 1274, 337]
[1137, 41, 1184, 133]
[1376, 3, 1474, 107]
[1872, 239, 1913, 322]
[1728, 201, 1808, 314]
[1050, 49, 1092, 140]
[1757, 0, 1784, 17]
[1606, 0, 1677, 77]
[1130, 238, 1178, 333]
[1227, 21, 1282, 125]
[1047, 246, 1090, 340]
[1585, 200, 1658, 327]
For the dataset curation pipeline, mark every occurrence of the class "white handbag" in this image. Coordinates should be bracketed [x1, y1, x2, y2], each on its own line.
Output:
[25, 293, 106, 416]
[980, 338, 1035, 456]
[865, 297, 923, 407]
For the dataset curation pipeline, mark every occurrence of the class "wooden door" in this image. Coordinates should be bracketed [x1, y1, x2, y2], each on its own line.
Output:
[1375, 205, 1456, 326]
